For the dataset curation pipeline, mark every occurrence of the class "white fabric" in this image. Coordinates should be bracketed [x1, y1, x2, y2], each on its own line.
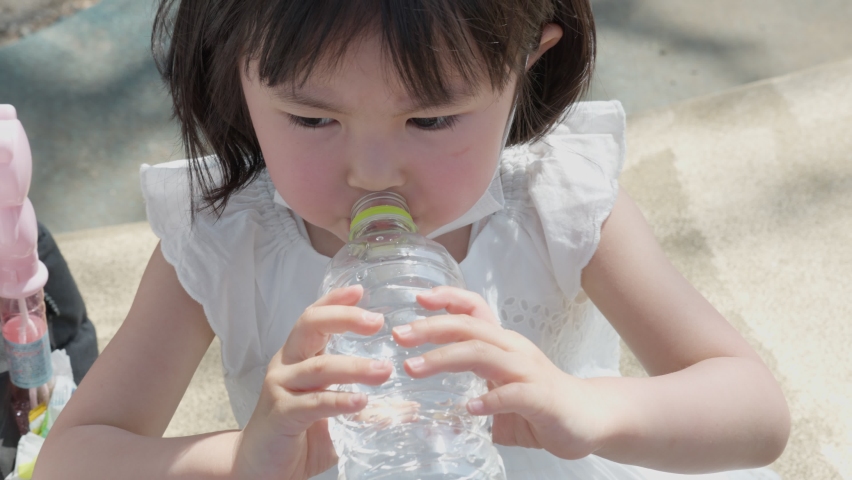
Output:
[140, 101, 779, 479]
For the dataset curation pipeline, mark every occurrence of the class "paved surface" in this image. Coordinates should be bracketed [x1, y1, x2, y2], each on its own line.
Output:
[591, 0, 852, 112]
[0, 0, 98, 47]
[618, 59, 852, 479]
[53, 224, 238, 437]
[53, 59, 852, 479]
[0, 0, 179, 233]
[1, 0, 852, 233]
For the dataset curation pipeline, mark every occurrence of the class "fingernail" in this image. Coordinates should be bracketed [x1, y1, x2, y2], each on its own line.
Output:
[371, 360, 389, 370]
[393, 324, 412, 337]
[350, 393, 366, 406]
[467, 399, 484, 414]
[406, 356, 425, 370]
[363, 312, 384, 324]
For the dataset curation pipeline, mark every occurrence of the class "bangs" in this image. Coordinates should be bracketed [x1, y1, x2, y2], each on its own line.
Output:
[153, 0, 595, 214]
[240, 0, 544, 106]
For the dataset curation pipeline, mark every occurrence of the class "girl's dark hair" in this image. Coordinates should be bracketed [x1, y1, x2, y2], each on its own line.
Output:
[152, 0, 596, 213]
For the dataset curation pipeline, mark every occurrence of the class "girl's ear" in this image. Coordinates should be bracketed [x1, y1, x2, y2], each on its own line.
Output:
[526, 23, 564, 70]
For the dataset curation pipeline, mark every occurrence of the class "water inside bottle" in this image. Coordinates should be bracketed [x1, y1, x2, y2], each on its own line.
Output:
[321, 194, 506, 479]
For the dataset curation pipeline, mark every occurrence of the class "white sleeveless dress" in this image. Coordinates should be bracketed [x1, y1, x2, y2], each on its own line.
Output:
[141, 101, 780, 479]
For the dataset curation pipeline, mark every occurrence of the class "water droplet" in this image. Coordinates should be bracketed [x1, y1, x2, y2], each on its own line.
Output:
[466, 454, 477, 464]
[355, 273, 363, 281]
[376, 236, 384, 241]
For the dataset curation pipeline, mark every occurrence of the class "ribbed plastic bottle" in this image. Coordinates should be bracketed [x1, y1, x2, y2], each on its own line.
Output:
[320, 192, 506, 480]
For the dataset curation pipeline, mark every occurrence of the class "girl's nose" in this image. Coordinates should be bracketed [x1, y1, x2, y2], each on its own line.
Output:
[345, 142, 406, 192]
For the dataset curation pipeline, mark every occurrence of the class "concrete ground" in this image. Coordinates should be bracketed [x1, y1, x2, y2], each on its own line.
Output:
[0, 0, 98, 47]
[52, 59, 852, 479]
[591, 0, 852, 112]
[1, 0, 852, 232]
[0, 0, 179, 233]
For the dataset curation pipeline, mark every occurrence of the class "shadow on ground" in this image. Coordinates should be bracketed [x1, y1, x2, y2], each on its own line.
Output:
[589, 0, 852, 111]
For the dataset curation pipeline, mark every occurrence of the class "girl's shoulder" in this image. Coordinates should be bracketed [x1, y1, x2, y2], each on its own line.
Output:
[502, 100, 626, 185]
[139, 157, 296, 249]
[139, 156, 290, 240]
[498, 100, 626, 217]
[494, 100, 626, 298]
[139, 158, 301, 319]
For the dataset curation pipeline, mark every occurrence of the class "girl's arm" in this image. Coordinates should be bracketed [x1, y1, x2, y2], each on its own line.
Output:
[35, 244, 241, 479]
[581, 187, 790, 472]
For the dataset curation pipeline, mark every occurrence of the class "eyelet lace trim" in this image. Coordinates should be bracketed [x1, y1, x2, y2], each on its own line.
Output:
[500, 294, 585, 372]
[500, 293, 617, 374]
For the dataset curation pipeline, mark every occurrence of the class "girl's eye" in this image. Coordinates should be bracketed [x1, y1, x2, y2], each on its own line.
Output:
[288, 115, 334, 129]
[409, 116, 458, 130]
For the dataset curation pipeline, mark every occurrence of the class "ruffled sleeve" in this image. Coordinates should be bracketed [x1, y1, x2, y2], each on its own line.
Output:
[139, 159, 223, 320]
[141, 158, 335, 428]
[139, 158, 274, 380]
[526, 100, 626, 300]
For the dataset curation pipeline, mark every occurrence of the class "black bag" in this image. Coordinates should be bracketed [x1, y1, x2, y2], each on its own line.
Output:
[0, 223, 99, 476]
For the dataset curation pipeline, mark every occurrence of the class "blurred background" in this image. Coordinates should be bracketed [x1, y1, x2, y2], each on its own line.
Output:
[1, 1, 850, 478]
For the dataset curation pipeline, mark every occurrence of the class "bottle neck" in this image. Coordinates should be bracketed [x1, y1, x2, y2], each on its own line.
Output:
[349, 192, 417, 241]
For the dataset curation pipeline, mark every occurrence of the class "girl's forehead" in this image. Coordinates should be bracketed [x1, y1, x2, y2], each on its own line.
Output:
[246, 35, 492, 108]
[246, 27, 503, 110]
[266, 79, 481, 116]
[301, 34, 479, 83]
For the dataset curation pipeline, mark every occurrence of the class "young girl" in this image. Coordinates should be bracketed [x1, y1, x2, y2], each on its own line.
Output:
[36, 0, 790, 478]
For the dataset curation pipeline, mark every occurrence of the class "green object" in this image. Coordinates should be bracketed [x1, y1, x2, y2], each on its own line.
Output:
[18, 457, 37, 479]
[349, 205, 417, 240]
[28, 411, 45, 437]
[40, 408, 51, 438]
[350, 205, 412, 231]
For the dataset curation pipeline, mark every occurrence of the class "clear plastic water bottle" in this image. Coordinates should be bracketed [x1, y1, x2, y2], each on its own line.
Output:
[320, 192, 506, 480]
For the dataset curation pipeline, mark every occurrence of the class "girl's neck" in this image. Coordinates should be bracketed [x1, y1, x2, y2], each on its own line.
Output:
[305, 221, 472, 263]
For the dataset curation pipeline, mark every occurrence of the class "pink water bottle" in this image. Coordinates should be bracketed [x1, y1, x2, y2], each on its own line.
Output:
[0, 105, 53, 431]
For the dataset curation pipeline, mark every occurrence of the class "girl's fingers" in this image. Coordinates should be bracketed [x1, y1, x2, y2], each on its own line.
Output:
[281, 304, 383, 364]
[318, 284, 364, 308]
[277, 390, 369, 435]
[393, 314, 525, 353]
[280, 286, 384, 364]
[467, 382, 550, 419]
[282, 355, 392, 392]
[403, 340, 529, 384]
[415, 286, 499, 325]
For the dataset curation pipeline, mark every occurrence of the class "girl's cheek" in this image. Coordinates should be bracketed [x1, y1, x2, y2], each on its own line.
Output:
[261, 130, 349, 220]
[261, 123, 341, 180]
[415, 146, 497, 220]
[407, 116, 501, 194]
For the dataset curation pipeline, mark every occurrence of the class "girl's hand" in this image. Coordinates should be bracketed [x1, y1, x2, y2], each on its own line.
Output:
[392, 286, 615, 461]
[235, 285, 393, 480]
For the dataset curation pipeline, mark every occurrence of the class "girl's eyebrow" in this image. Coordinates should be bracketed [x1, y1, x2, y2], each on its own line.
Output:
[270, 86, 477, 116]
[272, 89, 347, 114]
